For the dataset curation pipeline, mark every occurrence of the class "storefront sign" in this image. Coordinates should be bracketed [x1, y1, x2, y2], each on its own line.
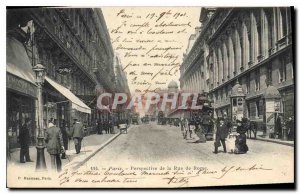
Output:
[7, 73, 37, 98]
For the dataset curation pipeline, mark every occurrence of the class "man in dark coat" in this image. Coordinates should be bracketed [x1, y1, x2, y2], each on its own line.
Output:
[19, 118, 33, 163]
[70, 119, 85, 154]
[60, 119, 69, 159]
[45, 119, 64, 172]
[275, 115, 283, 139]
[97, 119, 103, 135]
[110, 119, 115, 134]
[287, 116, 294, 140]
[213, 118, 229, 154]
[223, 113, 232, 133]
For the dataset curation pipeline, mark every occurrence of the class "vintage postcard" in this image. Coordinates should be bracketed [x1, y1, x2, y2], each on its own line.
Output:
[6, 6, 294, 188]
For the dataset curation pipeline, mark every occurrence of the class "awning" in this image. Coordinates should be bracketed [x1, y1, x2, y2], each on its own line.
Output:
[6, 37, 37, 98]
[45, 76, 91, 114]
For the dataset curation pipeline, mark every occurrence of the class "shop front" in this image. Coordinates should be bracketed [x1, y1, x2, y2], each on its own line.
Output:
[43, 76, 91, 128]
[7, 37, 37, 150]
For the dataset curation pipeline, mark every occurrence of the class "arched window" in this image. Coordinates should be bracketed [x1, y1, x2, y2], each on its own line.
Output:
[242, 22, 250, 70]
[263, 8, 275, 53]
[277, 8, 287, 39]
[261, 9, 269, 57]
[228, 36, 235, 77]
[218, 47, 223, 83]
[213, 50, 218, 87]
[234, 29, 242, 74]
[251, 12, 259, 64]
[222, 42, 228, 80]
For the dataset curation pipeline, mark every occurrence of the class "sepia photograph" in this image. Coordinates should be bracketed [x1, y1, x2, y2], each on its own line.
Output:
[5, 5, 295, 188]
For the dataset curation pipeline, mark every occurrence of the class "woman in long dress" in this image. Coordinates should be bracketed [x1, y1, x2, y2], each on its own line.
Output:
[234, 120, 248, 154]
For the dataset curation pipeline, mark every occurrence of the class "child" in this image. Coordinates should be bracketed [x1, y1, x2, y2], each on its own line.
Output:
[227, 132, 237, 153]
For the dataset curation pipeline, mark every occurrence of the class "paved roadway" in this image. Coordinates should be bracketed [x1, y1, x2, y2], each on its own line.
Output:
[78, 122, 294, 187]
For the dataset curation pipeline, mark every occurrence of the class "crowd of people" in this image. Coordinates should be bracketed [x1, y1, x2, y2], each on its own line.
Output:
[18, 117, 87, 172]
[45, 118, 87, 172]
[17, 112, 294, 172]
[177, 113, 250, 155]
[176, 112, 294, 154]
[96, 118, 130, 134]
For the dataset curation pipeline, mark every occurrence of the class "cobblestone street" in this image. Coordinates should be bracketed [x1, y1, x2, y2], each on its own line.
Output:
[74, 122, 294, 187]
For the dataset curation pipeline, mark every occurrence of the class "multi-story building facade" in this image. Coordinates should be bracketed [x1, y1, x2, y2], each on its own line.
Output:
[180, 7, 294, 136]
[113, 53, 131, 121]
[7, 8, 115, 148]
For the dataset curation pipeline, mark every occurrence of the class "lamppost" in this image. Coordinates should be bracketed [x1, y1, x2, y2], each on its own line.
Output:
[33, 63, 47, 171]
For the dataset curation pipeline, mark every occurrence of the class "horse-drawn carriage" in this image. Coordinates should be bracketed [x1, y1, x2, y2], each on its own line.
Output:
[186, 104, 214, 141]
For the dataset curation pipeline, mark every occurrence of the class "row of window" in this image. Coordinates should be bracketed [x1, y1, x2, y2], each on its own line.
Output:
[43, 8, 105, 75]
[213, 53, 292, 104]
[40, 50, 94, 96]
[182, 8, 292, 97]
[208, 8, 291, 90]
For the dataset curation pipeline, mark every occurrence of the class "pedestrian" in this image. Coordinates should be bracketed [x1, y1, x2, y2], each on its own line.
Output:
[110, 119, 115, 134]
[202, 113, 213, 134]
[181, 118, 188, 138]
[275, 114, 283, 139]
[18, 118, 34, 163]
[108, 119, 112, 134]
[60, 119, 69, 159]
[70, 118, 85, 154]
[103, 120, 107, 134]
[234, 120, 248, 154]
[97, 119, 103, 135]
[213, 117, 229, 154]
[223, 113, 232, 133]
[227, 133, 237, 153]
[287, 116, 294, 140]
[180, 117, 185, 137]
[44, 119, 64, 172]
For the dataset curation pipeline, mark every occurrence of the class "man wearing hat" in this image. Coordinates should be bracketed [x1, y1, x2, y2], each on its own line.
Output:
[223, 112, 232, 132]
[70, 118, 85, 154]
[213, 117, 229, 154]
[45, 118, 64, 172]
[19, 118, 34, 163]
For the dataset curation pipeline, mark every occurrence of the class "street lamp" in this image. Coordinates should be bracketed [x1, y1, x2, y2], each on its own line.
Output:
[32, 64, 47, 171]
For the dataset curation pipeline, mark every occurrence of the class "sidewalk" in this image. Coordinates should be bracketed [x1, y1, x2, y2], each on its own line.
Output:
[254, 131, 294, 147]
[8, 127, 122, 171]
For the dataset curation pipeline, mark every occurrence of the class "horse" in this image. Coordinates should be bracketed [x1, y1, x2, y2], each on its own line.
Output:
[246, 120, 257, 139]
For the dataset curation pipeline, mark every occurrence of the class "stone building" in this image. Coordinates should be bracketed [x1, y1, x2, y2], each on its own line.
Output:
[180, 7, 294, 135]
[113, 53, 131, 121]
[7, 8, 114, 148]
